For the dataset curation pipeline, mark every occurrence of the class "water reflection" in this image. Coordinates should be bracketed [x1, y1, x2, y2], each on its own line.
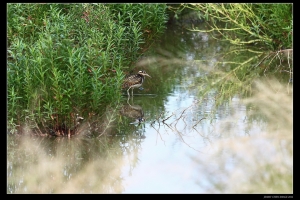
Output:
[7, 134, 128, 193]
[120, 98, 145, 126]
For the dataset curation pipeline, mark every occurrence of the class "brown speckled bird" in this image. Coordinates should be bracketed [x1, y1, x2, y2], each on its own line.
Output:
[122, 70, 151, 96]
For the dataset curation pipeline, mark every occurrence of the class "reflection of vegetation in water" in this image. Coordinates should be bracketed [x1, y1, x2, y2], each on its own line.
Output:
[7, 128, 144, 193]
[192, 79, 292, 193]
[197, 42, 292, 115]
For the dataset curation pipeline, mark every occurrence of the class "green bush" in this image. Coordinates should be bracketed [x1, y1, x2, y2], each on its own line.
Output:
[181, 3, 292, 50]
[7, 3, 168, 135]
[251, 3, 292, 49]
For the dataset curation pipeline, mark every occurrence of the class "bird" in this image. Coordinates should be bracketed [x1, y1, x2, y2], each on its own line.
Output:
[122, 70, 151, 96]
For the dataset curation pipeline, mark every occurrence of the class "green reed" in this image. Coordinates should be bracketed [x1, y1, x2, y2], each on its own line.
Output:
[7, 3, 168, 136]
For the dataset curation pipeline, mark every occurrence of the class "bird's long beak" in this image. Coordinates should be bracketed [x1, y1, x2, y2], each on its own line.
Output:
[144, 73, 151, 78]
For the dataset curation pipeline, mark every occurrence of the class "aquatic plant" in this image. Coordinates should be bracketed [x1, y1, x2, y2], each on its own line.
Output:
[7, 3, 168, 136]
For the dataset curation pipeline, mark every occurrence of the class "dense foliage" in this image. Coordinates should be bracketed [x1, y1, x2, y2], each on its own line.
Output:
[7, 3, 168, 135]
[181, 3, 292, 50]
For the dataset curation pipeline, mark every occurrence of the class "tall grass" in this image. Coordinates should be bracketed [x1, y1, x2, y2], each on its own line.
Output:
[7, 3, 168, 136]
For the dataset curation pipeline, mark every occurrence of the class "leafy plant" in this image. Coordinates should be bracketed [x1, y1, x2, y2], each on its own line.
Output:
[7, 3, 168, 136]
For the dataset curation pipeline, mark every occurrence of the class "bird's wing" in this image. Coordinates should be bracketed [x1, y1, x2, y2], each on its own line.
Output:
[122, 75, 142, 88]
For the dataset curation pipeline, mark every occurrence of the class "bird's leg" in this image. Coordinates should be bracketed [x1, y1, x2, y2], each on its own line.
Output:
[127, 96, 133, 107]
[127, 95, 130, 105]
[131, 88, 134, 96]
[127, 87, 131, 96]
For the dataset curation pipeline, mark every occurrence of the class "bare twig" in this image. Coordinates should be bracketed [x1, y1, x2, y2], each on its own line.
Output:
[193, 117, 206, 128]
[162, 113, 175, 123]
[173, 128, 203, 153]
[151, 123, 165, 144]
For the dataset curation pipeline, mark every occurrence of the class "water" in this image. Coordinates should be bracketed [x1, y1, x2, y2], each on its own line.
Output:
[7, 22, 293, 194]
